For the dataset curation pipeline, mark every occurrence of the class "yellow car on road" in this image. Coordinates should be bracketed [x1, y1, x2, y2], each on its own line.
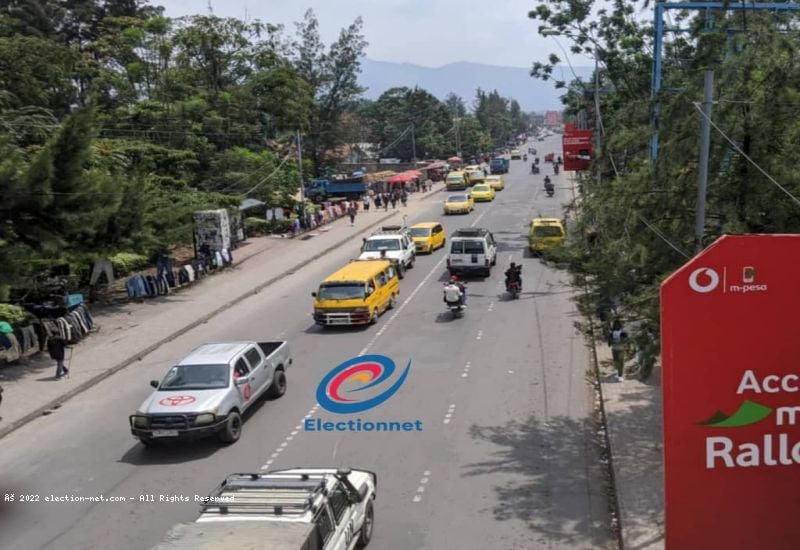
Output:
[409, 222, 446, 253]
[443, 193, 474, 214]
[486, 175, 505, 190]
[528, 218, 566, 253]
[466, 169, 486, 186]
[470, 184, 495, 202]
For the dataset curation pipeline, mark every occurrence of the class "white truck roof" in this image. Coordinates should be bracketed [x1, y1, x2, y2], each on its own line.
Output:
[177, 342, 255, 366]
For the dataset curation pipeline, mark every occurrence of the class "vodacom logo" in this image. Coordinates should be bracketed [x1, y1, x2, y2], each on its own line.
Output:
[689, 268, 720, 293]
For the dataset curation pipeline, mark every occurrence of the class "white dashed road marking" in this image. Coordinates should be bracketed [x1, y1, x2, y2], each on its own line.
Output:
[462, 361, 471, 378]
[443, 403, 456, 424]
[412, 470, 432, 503]
[476, 330, 483, 340]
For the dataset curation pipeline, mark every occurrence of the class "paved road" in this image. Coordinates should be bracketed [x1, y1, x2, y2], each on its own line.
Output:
[0, 136, 613, 549]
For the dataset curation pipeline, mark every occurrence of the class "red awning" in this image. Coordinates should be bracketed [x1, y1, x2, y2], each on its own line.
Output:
[386, 173, 416, 183]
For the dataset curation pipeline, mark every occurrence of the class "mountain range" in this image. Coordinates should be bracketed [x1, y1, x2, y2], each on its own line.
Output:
[357, 59, 593, 112]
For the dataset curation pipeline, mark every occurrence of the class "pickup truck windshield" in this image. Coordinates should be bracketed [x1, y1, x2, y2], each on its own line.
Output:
[409, 228, 431, 237]
[533, 226, 564, 237]
[160, 364, 229, 390]
[318, 283, 366, 300]
[363, 239, 401, 251]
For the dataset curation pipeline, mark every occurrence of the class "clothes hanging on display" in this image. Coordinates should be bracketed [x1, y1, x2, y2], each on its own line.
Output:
[90, 259, 115, 285]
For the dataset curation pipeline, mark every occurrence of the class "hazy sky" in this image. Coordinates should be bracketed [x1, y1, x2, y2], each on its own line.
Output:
[156, 0, 595, 68]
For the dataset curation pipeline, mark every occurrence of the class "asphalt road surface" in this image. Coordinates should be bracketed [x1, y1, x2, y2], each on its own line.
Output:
[0, 135, 613, 549]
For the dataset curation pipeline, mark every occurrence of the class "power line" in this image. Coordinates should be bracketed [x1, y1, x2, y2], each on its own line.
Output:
[692, 101, 800, 209]
[638, 214, 692, 259]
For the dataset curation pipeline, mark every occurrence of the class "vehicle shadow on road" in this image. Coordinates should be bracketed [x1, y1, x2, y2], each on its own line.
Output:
[464, 414, 614, 548]
[303, 324, 371, 335]
[117, 397, 275, 465]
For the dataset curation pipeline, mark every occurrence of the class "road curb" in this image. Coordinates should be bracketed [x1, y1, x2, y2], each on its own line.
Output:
[0, 210, 401, 440]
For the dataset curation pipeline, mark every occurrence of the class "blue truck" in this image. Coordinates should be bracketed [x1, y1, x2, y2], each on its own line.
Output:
[490, 157, 509, 174]
[304, 175, 370, 202]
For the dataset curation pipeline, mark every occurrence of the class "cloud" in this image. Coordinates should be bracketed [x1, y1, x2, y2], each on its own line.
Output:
[155, 0, 595, 68]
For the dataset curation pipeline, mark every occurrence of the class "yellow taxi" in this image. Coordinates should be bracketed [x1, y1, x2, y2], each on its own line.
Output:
[409, 222, 446, 253]
[446, 171, 467, 191]
[510, 149, 522, 159]
[312, 260, 400, 326]
[466, 169, 486, 186]
[470, 184, 495, 202]
[443, 193, 474, 214]
[486, 175, 505, 190]
[528, 218, 566, 253]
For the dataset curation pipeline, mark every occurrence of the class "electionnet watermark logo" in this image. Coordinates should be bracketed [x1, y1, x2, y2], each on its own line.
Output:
[304, 354, 423, 433]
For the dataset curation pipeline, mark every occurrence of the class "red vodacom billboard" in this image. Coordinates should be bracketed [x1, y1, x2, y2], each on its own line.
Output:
[661, 234, 800, 549]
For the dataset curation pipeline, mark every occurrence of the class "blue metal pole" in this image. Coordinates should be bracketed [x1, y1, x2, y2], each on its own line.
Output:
[651, 3, 665, 162]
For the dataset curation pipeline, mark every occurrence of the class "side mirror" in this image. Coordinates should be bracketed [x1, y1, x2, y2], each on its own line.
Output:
[311, 291, 317, 297]
[150, 380, 159, 388]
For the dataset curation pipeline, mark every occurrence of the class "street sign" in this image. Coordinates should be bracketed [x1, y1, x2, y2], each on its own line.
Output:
[661, 234, 800, 549]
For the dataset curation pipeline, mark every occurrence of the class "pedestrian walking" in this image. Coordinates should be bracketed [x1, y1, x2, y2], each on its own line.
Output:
[608, 320, 629, 382]
[48, 335, 69, 380]
[347, 204, 357, 225]
[390, 193, 397, 209]
[401, 190, 408, 207]
[374, 194, 382, 209]
[383, 194, 389, 211]
[362, 196, 370, 212]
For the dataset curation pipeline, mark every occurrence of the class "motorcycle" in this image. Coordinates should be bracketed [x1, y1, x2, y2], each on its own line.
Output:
[507, 280, 521, 300]
[523, 154, 528, 162]
[532, 165, 540, 175]
[545, 184, 554, 197]
[553, 164, 560, 175]
[444, 284, 466, 318]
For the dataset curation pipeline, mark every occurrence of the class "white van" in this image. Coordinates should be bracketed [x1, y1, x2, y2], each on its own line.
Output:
[446, 228, 497, 277]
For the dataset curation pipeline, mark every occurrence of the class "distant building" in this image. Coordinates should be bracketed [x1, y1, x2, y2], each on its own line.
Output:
[545, 111, 561, 127]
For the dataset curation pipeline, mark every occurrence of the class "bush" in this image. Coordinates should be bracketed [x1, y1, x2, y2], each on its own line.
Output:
[245, 217, 270, 236]
[245, 217, 293, 235]
[110, 252, 150, 276]
[0, 303, 30, 326]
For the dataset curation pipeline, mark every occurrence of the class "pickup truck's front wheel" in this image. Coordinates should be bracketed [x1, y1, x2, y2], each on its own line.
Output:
[266, 370, 287, 398]
[357, 500, 374, 547]
[219, 412, 242, 444]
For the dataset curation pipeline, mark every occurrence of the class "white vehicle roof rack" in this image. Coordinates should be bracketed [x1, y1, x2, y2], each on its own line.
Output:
[201, 472, 331, 517]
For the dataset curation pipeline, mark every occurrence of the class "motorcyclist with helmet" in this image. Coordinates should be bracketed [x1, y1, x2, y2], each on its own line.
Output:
[504, 262, 522, 292]
[443, 275, 466, 306]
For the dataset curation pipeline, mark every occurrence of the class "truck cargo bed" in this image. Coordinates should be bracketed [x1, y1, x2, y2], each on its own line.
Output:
[152, 521, 321, 550]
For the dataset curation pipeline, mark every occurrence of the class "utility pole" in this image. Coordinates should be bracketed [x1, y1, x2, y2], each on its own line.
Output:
[411, 123, 417, 164]
[695, 70, 714, 253]
[455, 119, 461, 157]
[296, 130, 306, 228]
[594, 51, 601, 185]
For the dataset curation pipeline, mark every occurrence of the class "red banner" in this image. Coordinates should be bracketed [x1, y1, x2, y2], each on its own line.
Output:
[661, 235, 800, 549]
[562, 128, 592, 171]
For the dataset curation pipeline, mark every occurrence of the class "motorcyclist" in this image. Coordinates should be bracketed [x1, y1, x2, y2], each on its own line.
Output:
[523, 153, 528, 161]
[443, 275, 466, 306]
[505, 263, 522, 291]
[544, 175, 552, 186]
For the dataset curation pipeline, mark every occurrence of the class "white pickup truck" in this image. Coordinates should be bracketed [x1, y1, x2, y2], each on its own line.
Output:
[358, 225, 415, 278]
[130, 341, 291, 446]
[152, 468, 377, 550]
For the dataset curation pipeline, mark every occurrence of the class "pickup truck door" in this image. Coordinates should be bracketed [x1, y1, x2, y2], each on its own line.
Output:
[243, 347, 270, 397]
[326, 484, 359, 550]
[233, 357, 257, 408]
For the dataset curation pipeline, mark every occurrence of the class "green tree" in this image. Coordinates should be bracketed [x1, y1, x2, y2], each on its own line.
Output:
[292, 9, 368, 169]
